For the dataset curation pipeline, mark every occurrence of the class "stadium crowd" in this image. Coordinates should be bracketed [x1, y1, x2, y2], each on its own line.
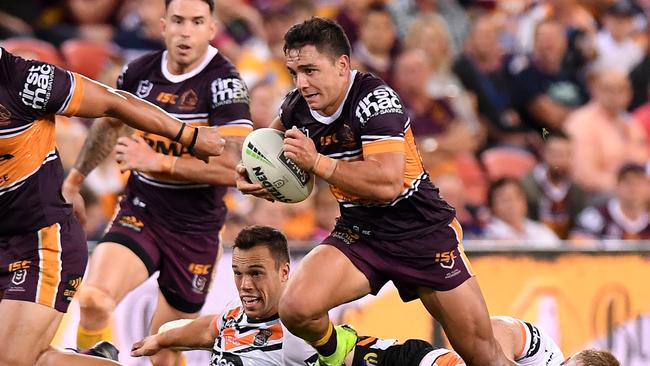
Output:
[2, 0, 650, 247]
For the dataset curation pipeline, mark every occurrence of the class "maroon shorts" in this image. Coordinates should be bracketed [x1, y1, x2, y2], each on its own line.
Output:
[323, 218, 474, 302]
[0, 215, 87, 312]
[101, 199, 221, 313]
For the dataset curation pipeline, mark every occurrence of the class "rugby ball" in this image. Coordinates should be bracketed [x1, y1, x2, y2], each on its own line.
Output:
[242, 128, 315, 203]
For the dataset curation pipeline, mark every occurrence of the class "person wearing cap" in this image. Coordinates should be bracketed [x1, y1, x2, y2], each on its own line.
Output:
[592, 1, 644, 74]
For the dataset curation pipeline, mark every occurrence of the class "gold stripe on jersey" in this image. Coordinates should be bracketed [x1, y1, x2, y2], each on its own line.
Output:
[61, 73, 85, 116]
[217, 124, 252, 137]
[0, 118, 56, 188]
[362, 139, 405, 156]
[36, 223, 62, 309]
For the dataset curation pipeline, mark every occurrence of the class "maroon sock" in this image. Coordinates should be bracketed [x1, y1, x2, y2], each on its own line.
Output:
[314, 326, 338, 357]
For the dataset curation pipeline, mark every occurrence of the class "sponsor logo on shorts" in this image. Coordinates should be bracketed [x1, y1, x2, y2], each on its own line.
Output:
[331, 228, 360, 245]
[278, 152, 310, 187]
[117, 215, 144, 232]
[20, 63, 55, 111]
[355, 87, 403, 125]
[136, 80, 153, 98]
[251, 166, 292, 203]
[525, 322, 542, 358]
[63, 274, 82, 302]
[211, 77, 249, 108]
[253, 329, 272, 347]
[434, 250, 457, 269]
[0, 103, 11, 125]
[8, 260, 30, 272]
[363, 352, 379, 366]
[11, 269, 27, 286]
[189, 263, 212, 276]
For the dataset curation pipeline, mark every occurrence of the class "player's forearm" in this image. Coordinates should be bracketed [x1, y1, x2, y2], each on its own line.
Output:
[321, 159, 403, 202]
[157, 315, 217, 349]
[156, 136, 241, 185]
[73, 117, 124, 177]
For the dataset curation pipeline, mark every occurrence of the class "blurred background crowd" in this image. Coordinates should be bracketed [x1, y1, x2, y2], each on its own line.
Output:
[2, 0, 650, 248]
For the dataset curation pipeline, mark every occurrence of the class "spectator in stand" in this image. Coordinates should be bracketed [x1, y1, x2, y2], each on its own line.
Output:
[509, 19, 587, 133]
[435, 174, 488, 239]
[592, 1, 644, 75]
[521, 131, 588, 239]
[453, 14, 525, 147]
[393, 48, 480, 178]
[352, 2, 399, 86]
[249, 80, 285, 128]
[36, 0, 123, 46]
[571, 163, 650, 241]
[564, 69, 648, 195]
[113, 0, 166, 61]
[483, 177, 561, 247]
[404, 13, 481, 139]
[333, 0, 371, 47]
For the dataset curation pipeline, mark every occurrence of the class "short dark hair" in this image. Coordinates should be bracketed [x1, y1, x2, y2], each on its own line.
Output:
[233, 226, 290, 268]
[617, 162, 646, 182]
[165, 0, 215, 14]
[283, 17, 351, 60]
[574, 349, 620, 366]
[487, 177, 524, 209]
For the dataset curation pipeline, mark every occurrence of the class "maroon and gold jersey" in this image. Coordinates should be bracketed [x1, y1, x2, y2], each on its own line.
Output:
[117, 46, 252, 233]
[572, 199, 650, 240]
[0, 48, 85, 235]
[279, 71, 455, 240]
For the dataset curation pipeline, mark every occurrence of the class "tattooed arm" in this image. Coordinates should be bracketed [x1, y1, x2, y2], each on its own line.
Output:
[114, 134, 243, 186]
[62, 117, 128, 226]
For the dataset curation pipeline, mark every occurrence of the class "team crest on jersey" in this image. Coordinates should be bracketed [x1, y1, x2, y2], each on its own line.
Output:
[211, 77, 249, 108]
[192, 274, 208, 294]
[253, 329, 273, 347]
[20, 63, 55, 111]
[355, 87, 403, 125]
[0, 103, 11, 125]
[136, 80, 153, 98]
[179, 89, 199, 111]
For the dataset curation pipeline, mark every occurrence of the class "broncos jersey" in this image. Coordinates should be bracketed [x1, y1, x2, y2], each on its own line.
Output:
[0, 48, 85, 235]
[116, 46, 252, 233]
[572, 198, 650, 240]
[279, 71, 455, 240]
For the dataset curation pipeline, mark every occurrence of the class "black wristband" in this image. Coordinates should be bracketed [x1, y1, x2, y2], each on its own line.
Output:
[172, 123, 186, 142]
[187, 126, 199, 154]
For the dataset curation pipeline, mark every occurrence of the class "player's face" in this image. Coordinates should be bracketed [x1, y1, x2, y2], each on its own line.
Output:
[232, 246, 289, 320]
[286, 45, 351, 116]
[162, 0, 216, 71]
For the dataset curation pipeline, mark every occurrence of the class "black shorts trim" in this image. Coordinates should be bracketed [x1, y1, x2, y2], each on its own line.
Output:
[100, 232, 156, 276]
[160, 286, 203, 313]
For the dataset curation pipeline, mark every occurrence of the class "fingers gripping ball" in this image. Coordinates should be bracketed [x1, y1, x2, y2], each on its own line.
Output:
[242, 128, 315, 203]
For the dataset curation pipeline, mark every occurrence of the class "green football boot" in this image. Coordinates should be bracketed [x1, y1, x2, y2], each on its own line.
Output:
[316, 325, 358, 366]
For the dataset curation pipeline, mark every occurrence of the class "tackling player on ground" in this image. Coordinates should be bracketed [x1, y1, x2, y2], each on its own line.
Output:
[62, 0, 252, 365]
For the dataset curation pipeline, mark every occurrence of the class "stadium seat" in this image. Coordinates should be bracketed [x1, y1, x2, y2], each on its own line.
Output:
[61, 39, 116, 80]
[480, 146, 537, 181]
[1, 37, 64, 66]
[455, 154, 488, 205]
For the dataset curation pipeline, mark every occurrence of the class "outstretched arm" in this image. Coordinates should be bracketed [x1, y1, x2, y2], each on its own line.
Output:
[72, 75, 226, 159]
[131, 315, 219, 357]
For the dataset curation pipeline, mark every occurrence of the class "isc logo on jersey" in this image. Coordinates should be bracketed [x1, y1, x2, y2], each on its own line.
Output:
[211, 78, 249, 107]
[20, 63, 55, 111]
[355, 87, 403, 125]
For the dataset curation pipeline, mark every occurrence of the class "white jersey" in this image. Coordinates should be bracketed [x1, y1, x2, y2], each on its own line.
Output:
[210, 305, 284, 366]
[511, 317, 565, 366]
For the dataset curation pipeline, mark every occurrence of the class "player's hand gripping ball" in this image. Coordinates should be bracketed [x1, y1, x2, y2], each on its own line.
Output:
[241, 128, 315, 203]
